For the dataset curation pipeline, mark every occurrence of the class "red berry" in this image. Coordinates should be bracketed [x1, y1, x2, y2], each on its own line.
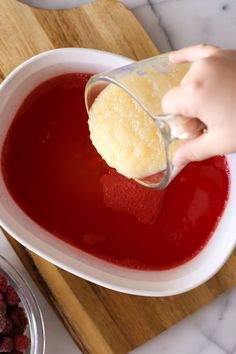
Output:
[13, 335, 29, 352]
[5, 286, 20, 307]
[0, 298, 7, 333]
[2, 317, 13, 335]
[0, 299, 6, 314]
[9, 308, 27, 335]
[0, 336, 13, 352]
[0, 273, 7, 293]
[0, 293, 4, 301]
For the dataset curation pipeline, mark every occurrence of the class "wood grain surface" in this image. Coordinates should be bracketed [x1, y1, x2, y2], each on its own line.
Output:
[0, 1, 236, 353]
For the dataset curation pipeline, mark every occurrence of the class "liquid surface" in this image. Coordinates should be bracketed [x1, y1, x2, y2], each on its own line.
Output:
[1, 73, 229, 270]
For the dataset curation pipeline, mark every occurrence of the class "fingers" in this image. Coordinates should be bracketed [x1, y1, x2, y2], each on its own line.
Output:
[169, 44, 221, 64]
[162, 83, 202, 118]
[173, 133, 217, 167]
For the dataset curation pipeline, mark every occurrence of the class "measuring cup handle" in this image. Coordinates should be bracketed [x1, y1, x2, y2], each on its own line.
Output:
[158, 114, 207, 141]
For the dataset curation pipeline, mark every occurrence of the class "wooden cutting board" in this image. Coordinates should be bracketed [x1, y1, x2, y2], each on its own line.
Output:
[1, 1, 236, 353]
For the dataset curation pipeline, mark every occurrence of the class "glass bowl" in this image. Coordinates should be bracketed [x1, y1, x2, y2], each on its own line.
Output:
[0, 255, 45, 354]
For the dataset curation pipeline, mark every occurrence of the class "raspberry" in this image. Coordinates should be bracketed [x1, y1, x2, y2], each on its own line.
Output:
[13, 335, 29, 352]
[2, 317, 13, 335]
[9, 308, 27, 334]
[0, 298, 7, 333]
[0, 273, 7, 293]
[5, 286, 20, 307]
[0, 336, 13, 352]
[0, 273, 29, 353]
[0, 313, 6, 333]
[0, 300, 6, 314]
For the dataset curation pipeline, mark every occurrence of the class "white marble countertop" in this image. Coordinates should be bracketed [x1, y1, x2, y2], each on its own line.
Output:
[9, 1, 236, 353]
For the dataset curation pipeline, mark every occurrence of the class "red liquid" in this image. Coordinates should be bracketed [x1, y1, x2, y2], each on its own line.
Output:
[1, 73, 230, 270]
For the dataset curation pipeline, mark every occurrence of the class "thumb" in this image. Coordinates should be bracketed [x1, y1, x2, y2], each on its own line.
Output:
[173, 133, 217, 167]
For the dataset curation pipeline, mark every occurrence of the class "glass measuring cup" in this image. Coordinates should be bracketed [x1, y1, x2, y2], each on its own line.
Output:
[85, 54, 206, 189]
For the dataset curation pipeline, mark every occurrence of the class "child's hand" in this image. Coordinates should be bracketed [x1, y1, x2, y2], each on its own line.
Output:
[162, 44, 236, 167]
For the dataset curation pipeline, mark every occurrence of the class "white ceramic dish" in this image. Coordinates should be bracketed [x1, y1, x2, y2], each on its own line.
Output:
[18, 0, 89, 10]
[0, 48, 235, 297]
